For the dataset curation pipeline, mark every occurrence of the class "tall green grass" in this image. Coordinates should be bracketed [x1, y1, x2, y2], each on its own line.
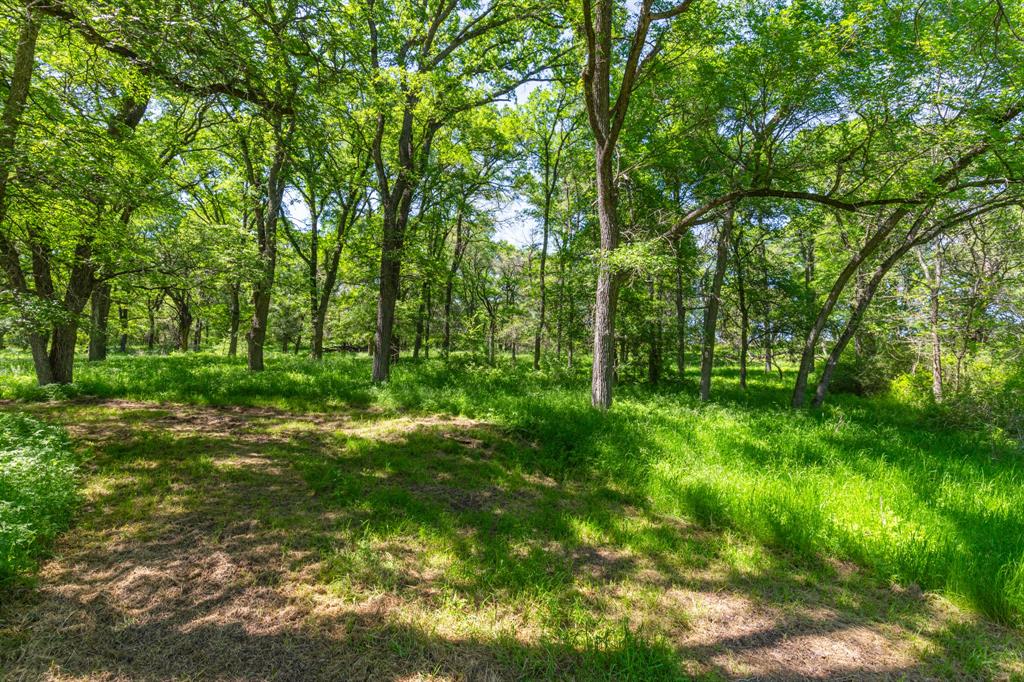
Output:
[2, 350, 1023, 624]
[0, 412, 80, 581]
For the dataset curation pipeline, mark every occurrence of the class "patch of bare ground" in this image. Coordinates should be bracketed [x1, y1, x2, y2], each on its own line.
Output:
[1, 400, 1021, 681]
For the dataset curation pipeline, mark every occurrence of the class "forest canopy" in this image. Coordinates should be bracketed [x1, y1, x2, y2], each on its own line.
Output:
[0, 0, 1022, 421]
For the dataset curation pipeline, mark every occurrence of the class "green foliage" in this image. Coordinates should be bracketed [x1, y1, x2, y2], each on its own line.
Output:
[0, 412, 80, 582]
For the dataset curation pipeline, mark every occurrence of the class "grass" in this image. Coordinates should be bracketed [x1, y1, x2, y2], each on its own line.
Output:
[0, 411, 80, 581]
[1, 354, 1022, 678]
[0, 349, 1022, 632]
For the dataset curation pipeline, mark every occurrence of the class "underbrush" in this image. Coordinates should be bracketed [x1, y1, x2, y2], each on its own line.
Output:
[0, 412, 80, 582]
[1, 351, 1023, 625]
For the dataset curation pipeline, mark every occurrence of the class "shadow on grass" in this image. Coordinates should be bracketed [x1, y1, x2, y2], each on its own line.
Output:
[3, 353, 1024, 625]
[3, 402, 1020, 679]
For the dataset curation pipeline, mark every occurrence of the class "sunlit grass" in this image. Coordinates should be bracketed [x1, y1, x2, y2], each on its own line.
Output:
[1, 350, 1022, 627]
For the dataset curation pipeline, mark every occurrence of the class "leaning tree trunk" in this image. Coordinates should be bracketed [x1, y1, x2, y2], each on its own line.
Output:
[811, 228, 934, 407]
[47, 244, 96, 384]
[791, 210, 911, 407]
[699, 204, 734, 401]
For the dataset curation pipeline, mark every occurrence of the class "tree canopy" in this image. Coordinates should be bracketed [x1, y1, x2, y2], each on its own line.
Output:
[1, 0, 1022, 416]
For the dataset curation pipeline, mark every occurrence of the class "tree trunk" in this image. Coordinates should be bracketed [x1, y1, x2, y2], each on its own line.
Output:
[488, 315, 497, 365]
[647, 278, 662, 385]
[29, 334, 53, 385]
[244, 126, 291, 373]
[118, 305, 128, 353]
[88, 282, 111, 361]
[674, 243, 687, 378]
[590, 141, 620, 410]
[423, 287, 431, 359]
[310, 209, 351, 361]
[247, 256, 273, 370]
[413, 286, 426, 360]
[0, 5, 44, 382]
[146, 311, 157, 351]
[228, 284, 240, 357]
[733, 233, 748, 390]
[442, 211, 464, 359]
[46, 241, 96, 384]
[48, 324, 78, 384]
[372, 236, 401, 380]
[534, 191, 552, 370]
[371, 101, 424, 383]
[917, 247, 944, 403]
[175, 295, 192, 352]
[811, 225, 937, 407]
[700, 204, 734, 401]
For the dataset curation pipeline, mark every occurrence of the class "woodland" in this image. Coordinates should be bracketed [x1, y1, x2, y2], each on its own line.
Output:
[1, 0, 1024, 679]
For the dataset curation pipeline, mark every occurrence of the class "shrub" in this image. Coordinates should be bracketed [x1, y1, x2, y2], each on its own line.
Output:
[0, 412, 80, 581]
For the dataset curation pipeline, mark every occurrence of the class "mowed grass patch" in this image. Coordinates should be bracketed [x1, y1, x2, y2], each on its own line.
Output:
[2, 351, 1024, 627]
[2, 398, 1022, 678]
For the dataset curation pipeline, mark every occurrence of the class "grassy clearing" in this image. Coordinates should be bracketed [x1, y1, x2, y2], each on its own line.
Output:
[0, 412, 80, 581]
[3, 401, 1021, 679]
[1, 350, 1023, 630]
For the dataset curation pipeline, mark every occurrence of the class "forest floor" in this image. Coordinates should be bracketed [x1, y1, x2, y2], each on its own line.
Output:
[2, 396, 1022, 680]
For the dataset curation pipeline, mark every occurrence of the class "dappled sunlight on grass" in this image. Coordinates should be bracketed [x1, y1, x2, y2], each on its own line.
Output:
[1, 352, 1024, 677]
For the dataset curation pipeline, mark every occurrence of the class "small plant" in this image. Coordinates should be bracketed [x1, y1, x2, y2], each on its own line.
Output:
[0, 412, 80, 581]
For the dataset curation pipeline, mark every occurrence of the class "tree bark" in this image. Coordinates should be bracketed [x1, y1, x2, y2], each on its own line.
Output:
[227, 283, 240, 357]
[733, 230, 748, 390]
[442, 211, 465, 358]
[700, 204, 734, 401]
[243, 124, 291, 372]
[172, 292, 192, 352]
[88, 282, 112, 361]
[646, 278, 661, 385]
[533, 186, 552, 370]
[118, 305, 128, 353]
[674, 242, 687, 378]
[590, 139, 620, 410]
[371, 99, 429, 383]
[917, 247, 943, 402]
[413, 285, 427, 360]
